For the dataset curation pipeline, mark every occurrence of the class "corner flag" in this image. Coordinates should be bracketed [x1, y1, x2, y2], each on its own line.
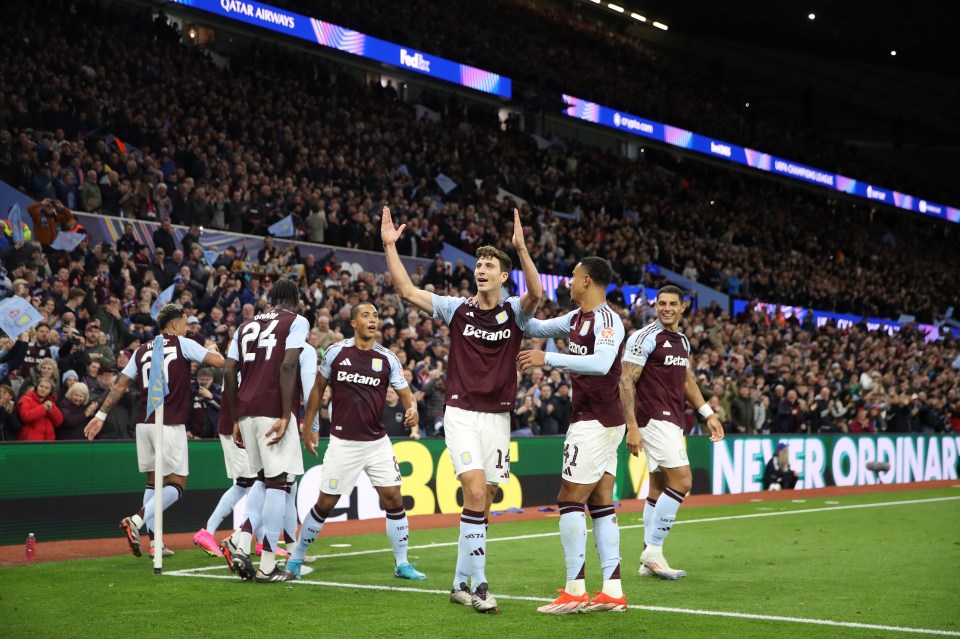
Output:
[145, 335, 169, 420]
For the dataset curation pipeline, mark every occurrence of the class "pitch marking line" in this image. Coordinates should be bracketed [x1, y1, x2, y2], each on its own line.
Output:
[164, 572, 960, 636]
[173, 495, 960, 572]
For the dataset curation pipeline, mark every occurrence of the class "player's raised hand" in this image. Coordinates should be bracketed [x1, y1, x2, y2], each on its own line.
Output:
[404, 407, 419, 428]
[626, 426, 643, 457]
[706, 414, 725, 442]
[265, 417, 288, 446]
[511, 208, 526, 252]
[517, 349, 546, 373]
[380, 207, 406, 246]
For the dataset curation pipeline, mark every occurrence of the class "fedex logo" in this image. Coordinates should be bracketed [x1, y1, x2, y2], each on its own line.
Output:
[337, 370, 382, 386]
[663, 355, 689, 367]
[866, 186, 887, 201]
[400, 49, 431, 72]
[710, 141, 732, 157]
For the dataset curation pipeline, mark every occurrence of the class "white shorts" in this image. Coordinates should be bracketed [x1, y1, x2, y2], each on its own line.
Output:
[562, 420, 625, 485]
[443, 405, 511, 484]
[642, 418, 689, 472]
[319, 435, 401, 495]
[239, 415, 304, 479]
[219, 434, 252, 480]
[136, 424, 189, 476]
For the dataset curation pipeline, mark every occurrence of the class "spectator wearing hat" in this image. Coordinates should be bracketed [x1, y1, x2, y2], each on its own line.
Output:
[185, 314, 204, 345]
[82, 320, 117, 373]
[60, 369, 79, 398]
[763, 442, 799, 491]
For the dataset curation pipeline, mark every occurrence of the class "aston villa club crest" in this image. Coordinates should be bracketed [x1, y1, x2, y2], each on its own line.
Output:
[328, 478, 339, 490]
[579, 320, 591, 336]
[496, 311, 508, 324]
[372, 358, 383, 372]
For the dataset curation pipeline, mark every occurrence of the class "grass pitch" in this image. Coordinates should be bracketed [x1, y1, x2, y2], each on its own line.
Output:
[2, 487, 959, 639]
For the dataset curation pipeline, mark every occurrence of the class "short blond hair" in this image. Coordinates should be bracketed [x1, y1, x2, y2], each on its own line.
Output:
[67, 382, 90, 404]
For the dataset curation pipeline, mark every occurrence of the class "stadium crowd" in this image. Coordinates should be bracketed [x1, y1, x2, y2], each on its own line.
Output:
[0, 0, 958, 442]
[287, 0, 953, 204]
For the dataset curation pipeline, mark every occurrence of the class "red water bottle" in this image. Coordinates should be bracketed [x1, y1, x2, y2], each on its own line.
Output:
[25, 533, 36, 561]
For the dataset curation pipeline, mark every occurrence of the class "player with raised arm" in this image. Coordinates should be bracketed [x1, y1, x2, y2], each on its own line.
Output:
[517, 257, 628, 613]
[83, 303, 225, 559]
[381, 206, 543, 613]
[619, 285, 724, 579]
[221, 279, 308, 583]
[284, 302, 424, 581]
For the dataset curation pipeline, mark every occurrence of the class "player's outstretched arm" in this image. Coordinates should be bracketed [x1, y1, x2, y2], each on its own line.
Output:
[302, 373, 329, 456]
[619, 361, 644, 456]
[512, 208, 543, 317]
[83, 373, 133, 441]
[381, 207, 433, 314]
[202, 344, 225, 368]
[684, 367, 724, 442]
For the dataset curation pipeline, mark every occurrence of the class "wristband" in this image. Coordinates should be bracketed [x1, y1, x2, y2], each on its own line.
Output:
[95, 410, 108, 421]
[697, 404, 714, 419]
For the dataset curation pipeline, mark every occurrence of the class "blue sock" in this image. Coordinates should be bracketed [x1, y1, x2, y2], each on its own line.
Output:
[259, 486, 286, 573]
[206, 482, 248, 533]
[590, 504, 622, 597]
[142, 485, 182, 530]
[283, 480, 298, 544]
[559, 502, 587, 595]
[385, 507, 410, 565]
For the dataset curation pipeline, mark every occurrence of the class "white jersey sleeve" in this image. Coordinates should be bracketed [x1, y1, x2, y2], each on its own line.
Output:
[178, 336, 213, 363]
[623, 328, 657, 367]
[522, 310, 575, 339]
[285, 315, 309, 350]
[318, 341, 346, 380]
[544, 311, 625, 375]
[386, 350, 408, 390]
[432, 294, 467, 325]
[120, 353, 138, 381]
[227, 331, 240, 361]
[299, 346, 318, 405]
[506, 296, 533, 330]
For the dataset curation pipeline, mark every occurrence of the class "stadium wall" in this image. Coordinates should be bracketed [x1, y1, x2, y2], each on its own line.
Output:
[2, 434, 956, 544]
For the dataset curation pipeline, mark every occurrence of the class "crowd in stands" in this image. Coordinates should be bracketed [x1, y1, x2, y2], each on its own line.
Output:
[0, 0, 958, 442]
[288, 0, 955, 204]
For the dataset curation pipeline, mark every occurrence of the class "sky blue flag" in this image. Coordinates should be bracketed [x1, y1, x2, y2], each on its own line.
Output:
[435, 173, 457, 194]
[8, 203, 24, 244]
[51, 231, 85, 252]
[144, 334, 169, 421]
[268, 214, 295, 238]
[150, 284, 175, 321]
[203, 249, 220, 267]
[0, 296, 44, 337]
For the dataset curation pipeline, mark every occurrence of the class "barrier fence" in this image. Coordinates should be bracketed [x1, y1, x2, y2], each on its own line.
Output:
[2, 434, 956, 545]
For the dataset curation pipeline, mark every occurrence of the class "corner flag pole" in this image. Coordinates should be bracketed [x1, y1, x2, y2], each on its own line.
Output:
[147, 334, 169, 575]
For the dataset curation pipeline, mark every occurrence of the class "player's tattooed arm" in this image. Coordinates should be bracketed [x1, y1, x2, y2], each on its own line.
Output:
[82, 374, 132, 440]
[620, 361, 644, 455]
